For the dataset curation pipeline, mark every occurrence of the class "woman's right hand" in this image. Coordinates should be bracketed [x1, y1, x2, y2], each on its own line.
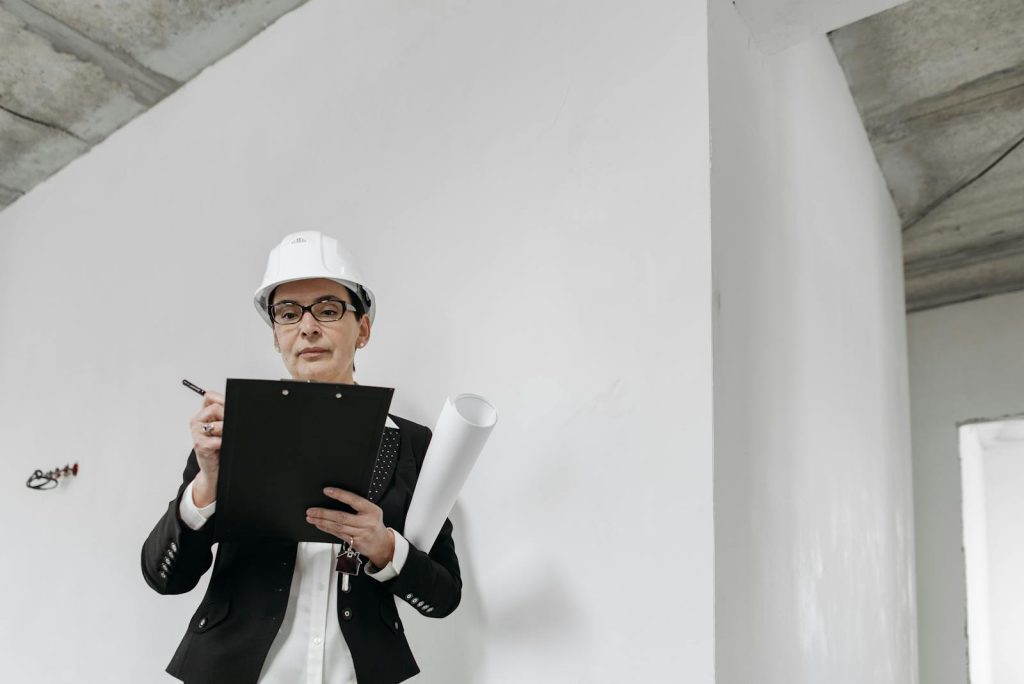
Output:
[189, 390, 225, 507]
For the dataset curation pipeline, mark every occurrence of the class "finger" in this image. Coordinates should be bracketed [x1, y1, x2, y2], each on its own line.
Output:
[202, 390, 226, 407]
[194, 435, 221, 452]
[306, 508, 359, 526]
[192, 405, 223, 425]
[307, 518, 359, 540]
[196, 420, 224, 437]
[192, 420, 223, 439]
[323, 487, 373, 513]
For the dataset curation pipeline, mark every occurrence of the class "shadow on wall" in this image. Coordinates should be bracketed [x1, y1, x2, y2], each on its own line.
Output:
[404, 502, 587, 682]
[402, 501, 486, 682]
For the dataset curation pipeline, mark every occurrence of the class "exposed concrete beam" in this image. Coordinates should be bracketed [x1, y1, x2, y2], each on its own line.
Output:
[865, 63, 1024, 143]
[909, 285, 1024, 313]
[905, 231, 1024, 280]
[0, 0, 179, 106]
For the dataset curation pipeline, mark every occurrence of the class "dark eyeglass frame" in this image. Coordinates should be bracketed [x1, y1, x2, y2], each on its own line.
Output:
[268, 297, 359, 325]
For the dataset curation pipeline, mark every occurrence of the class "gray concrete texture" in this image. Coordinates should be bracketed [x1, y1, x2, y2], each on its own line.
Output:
[831, 0, 1024, 312]
[0, 0, 307, 211]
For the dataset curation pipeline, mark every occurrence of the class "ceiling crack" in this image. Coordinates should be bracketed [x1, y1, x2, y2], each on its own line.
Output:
[902, 126, 1024, 233]
[0, 102, 86, 143]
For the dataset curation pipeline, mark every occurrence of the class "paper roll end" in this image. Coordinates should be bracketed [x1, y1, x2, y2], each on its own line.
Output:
[450, 393, 497, 428]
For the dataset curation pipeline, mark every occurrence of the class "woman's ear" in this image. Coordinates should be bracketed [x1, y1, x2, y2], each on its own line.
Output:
[358, 317, 371, 349]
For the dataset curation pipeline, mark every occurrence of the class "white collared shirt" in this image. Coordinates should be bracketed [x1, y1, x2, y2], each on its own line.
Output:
[178, 417, 409, 683]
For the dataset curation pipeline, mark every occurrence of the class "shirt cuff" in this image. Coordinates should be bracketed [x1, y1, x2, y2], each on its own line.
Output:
[178, 479, 217, 531]
[366, 529, 409, 582]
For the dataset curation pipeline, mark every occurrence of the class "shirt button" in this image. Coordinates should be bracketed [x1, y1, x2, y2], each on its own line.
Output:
[342, 608, 353, 621]
[313, 637, 322, 646]
[170, 542, 178, 552]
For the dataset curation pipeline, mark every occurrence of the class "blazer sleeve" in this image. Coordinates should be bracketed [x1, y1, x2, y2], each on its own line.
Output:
[383, 425, 463, 618]
[140, 451, 217, 595]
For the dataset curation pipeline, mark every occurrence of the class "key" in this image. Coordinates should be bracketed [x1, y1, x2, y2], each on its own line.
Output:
[336, 545, 363, 593]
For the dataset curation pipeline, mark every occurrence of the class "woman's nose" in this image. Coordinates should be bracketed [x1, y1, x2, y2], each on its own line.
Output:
[298, 311, 321, 334]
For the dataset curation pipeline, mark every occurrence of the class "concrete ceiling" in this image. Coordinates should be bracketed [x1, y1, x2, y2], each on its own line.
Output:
[0, 0, 308, 211]
[831, 0, 1024, 312]
[735, 0, 910, 54]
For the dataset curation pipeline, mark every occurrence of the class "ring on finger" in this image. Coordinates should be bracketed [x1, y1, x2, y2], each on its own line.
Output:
[202, 423, 213, 434]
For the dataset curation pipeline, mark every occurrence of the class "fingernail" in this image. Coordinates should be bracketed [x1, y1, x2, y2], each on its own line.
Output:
[323, 487, 334, 494]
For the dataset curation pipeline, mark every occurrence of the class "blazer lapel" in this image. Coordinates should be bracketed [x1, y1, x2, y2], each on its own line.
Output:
[366, 413, 403, 504]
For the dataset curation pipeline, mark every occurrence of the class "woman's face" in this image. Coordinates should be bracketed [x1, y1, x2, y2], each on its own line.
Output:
[271, 278, 370, 384]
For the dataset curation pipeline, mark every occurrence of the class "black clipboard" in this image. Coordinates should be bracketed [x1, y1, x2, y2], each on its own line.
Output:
[213, 378, 394, 543]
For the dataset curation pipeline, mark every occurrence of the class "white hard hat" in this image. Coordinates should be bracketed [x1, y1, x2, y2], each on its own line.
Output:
[254, 230, 376, 326]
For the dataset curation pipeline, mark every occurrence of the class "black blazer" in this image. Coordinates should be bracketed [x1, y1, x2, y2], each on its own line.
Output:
[141, 414, 462, 684]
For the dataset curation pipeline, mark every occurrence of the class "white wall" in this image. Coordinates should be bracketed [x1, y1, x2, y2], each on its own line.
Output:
[908, 290, 1024, 684]
[710, 2, 917, 683]
[0, 1, 713, 682]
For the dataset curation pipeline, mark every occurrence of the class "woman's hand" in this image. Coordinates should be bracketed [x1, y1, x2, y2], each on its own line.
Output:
[188, 390, 225, 507]
[306, 488, 395, 568]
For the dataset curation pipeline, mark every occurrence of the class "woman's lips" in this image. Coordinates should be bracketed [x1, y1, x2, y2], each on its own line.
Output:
[299, 348, 328, 357]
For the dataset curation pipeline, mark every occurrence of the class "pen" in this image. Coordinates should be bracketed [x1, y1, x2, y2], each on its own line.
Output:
[182, 379, 207, 396]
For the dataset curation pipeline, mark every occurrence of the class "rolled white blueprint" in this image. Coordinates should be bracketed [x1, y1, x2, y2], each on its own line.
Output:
[403, 393, 497, 551]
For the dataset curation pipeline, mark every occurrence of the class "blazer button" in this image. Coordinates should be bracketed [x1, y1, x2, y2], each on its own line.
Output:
[342, 608, 353, 621]
[198, 617, 207, 628]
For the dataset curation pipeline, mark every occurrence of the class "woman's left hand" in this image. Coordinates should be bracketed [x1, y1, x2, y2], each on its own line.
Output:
[307, 488, 395, 568]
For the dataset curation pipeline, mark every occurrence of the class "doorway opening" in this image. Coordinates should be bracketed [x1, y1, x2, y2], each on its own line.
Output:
[959, 417, 1024, 684]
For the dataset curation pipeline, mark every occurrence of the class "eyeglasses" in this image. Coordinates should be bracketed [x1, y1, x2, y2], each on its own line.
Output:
[269, 298, 358, 325]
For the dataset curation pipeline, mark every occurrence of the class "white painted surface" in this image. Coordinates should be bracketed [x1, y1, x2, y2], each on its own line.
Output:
[0, 1, 713, 682]
[908, 289, 1024, 684]
[959, 420, 1024, 684]
[710, 2, 917, 683]
[734, 0, 910, 53]
[958, 425, 992, 684]
[977, 437, 1024, 683]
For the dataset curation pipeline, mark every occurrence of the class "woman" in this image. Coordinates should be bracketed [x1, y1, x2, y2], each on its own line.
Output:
[141, 231, 462, 684]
